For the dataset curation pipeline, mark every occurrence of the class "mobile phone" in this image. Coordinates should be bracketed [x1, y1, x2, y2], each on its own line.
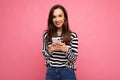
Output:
[52, 37, 61, 43]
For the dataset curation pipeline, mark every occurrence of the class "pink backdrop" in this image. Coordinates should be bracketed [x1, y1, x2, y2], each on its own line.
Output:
[0, 0, 120, 80]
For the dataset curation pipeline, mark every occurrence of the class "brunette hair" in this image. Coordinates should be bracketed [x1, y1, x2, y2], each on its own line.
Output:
[46, 4, 72, 44]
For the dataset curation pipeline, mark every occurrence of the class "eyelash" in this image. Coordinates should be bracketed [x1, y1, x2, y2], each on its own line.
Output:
[53, 15, 62, 18]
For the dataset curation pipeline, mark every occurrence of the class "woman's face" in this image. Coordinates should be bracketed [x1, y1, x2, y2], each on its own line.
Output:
[52, 8, 65, 28]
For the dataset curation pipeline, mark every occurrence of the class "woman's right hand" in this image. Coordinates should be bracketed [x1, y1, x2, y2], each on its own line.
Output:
[48, 42, 62, 53]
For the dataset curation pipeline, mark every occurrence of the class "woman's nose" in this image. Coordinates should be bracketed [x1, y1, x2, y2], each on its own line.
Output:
[56, 17, 59, 21]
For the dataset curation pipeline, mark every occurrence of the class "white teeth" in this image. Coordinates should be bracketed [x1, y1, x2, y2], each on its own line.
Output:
[56, 22, 61, 25]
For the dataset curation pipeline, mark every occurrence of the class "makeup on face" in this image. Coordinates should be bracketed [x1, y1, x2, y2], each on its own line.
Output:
[52, 8, 65, 28]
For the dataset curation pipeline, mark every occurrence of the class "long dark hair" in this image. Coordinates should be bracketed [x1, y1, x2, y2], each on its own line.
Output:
[46, 4, 72, 44]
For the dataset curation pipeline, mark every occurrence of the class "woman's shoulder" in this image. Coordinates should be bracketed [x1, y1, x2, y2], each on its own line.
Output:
[43, 30, 48, 35]
[71, 32, 78, 38]
[43, 30, 48, 38]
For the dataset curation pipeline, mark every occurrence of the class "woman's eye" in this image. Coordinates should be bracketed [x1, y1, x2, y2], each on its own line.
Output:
[59, 15, 62, 17]
[53, 16, 56, 18]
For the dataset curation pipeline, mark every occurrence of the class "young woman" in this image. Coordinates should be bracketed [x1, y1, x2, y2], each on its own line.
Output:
[42, 4, 78, 80]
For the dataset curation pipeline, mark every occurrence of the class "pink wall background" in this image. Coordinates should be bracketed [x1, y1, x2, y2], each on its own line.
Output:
[0, 0, 120, 80]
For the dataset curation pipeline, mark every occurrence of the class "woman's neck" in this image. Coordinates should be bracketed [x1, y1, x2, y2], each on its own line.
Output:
[57, 28, 62, 36]
[57, 27, 62, 32]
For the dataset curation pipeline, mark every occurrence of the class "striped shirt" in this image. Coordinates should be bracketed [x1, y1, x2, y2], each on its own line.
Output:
[42, 31, 78, 70]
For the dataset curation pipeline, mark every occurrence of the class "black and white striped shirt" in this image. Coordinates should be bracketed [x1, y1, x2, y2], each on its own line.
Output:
[42, 31, 78, 70]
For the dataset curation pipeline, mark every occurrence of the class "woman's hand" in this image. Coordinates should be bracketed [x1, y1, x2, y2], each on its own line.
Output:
[48, 42, 61, 53]
[48, 42, 68, 53]
[58, 42, 68, 52]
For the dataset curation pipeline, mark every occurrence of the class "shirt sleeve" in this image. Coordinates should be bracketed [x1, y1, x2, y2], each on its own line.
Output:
[65, 32, 78, 63]
[42, 31, 50, 60]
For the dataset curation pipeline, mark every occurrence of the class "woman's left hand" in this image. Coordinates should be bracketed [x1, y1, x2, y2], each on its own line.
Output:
[57, 42, 68, 52]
